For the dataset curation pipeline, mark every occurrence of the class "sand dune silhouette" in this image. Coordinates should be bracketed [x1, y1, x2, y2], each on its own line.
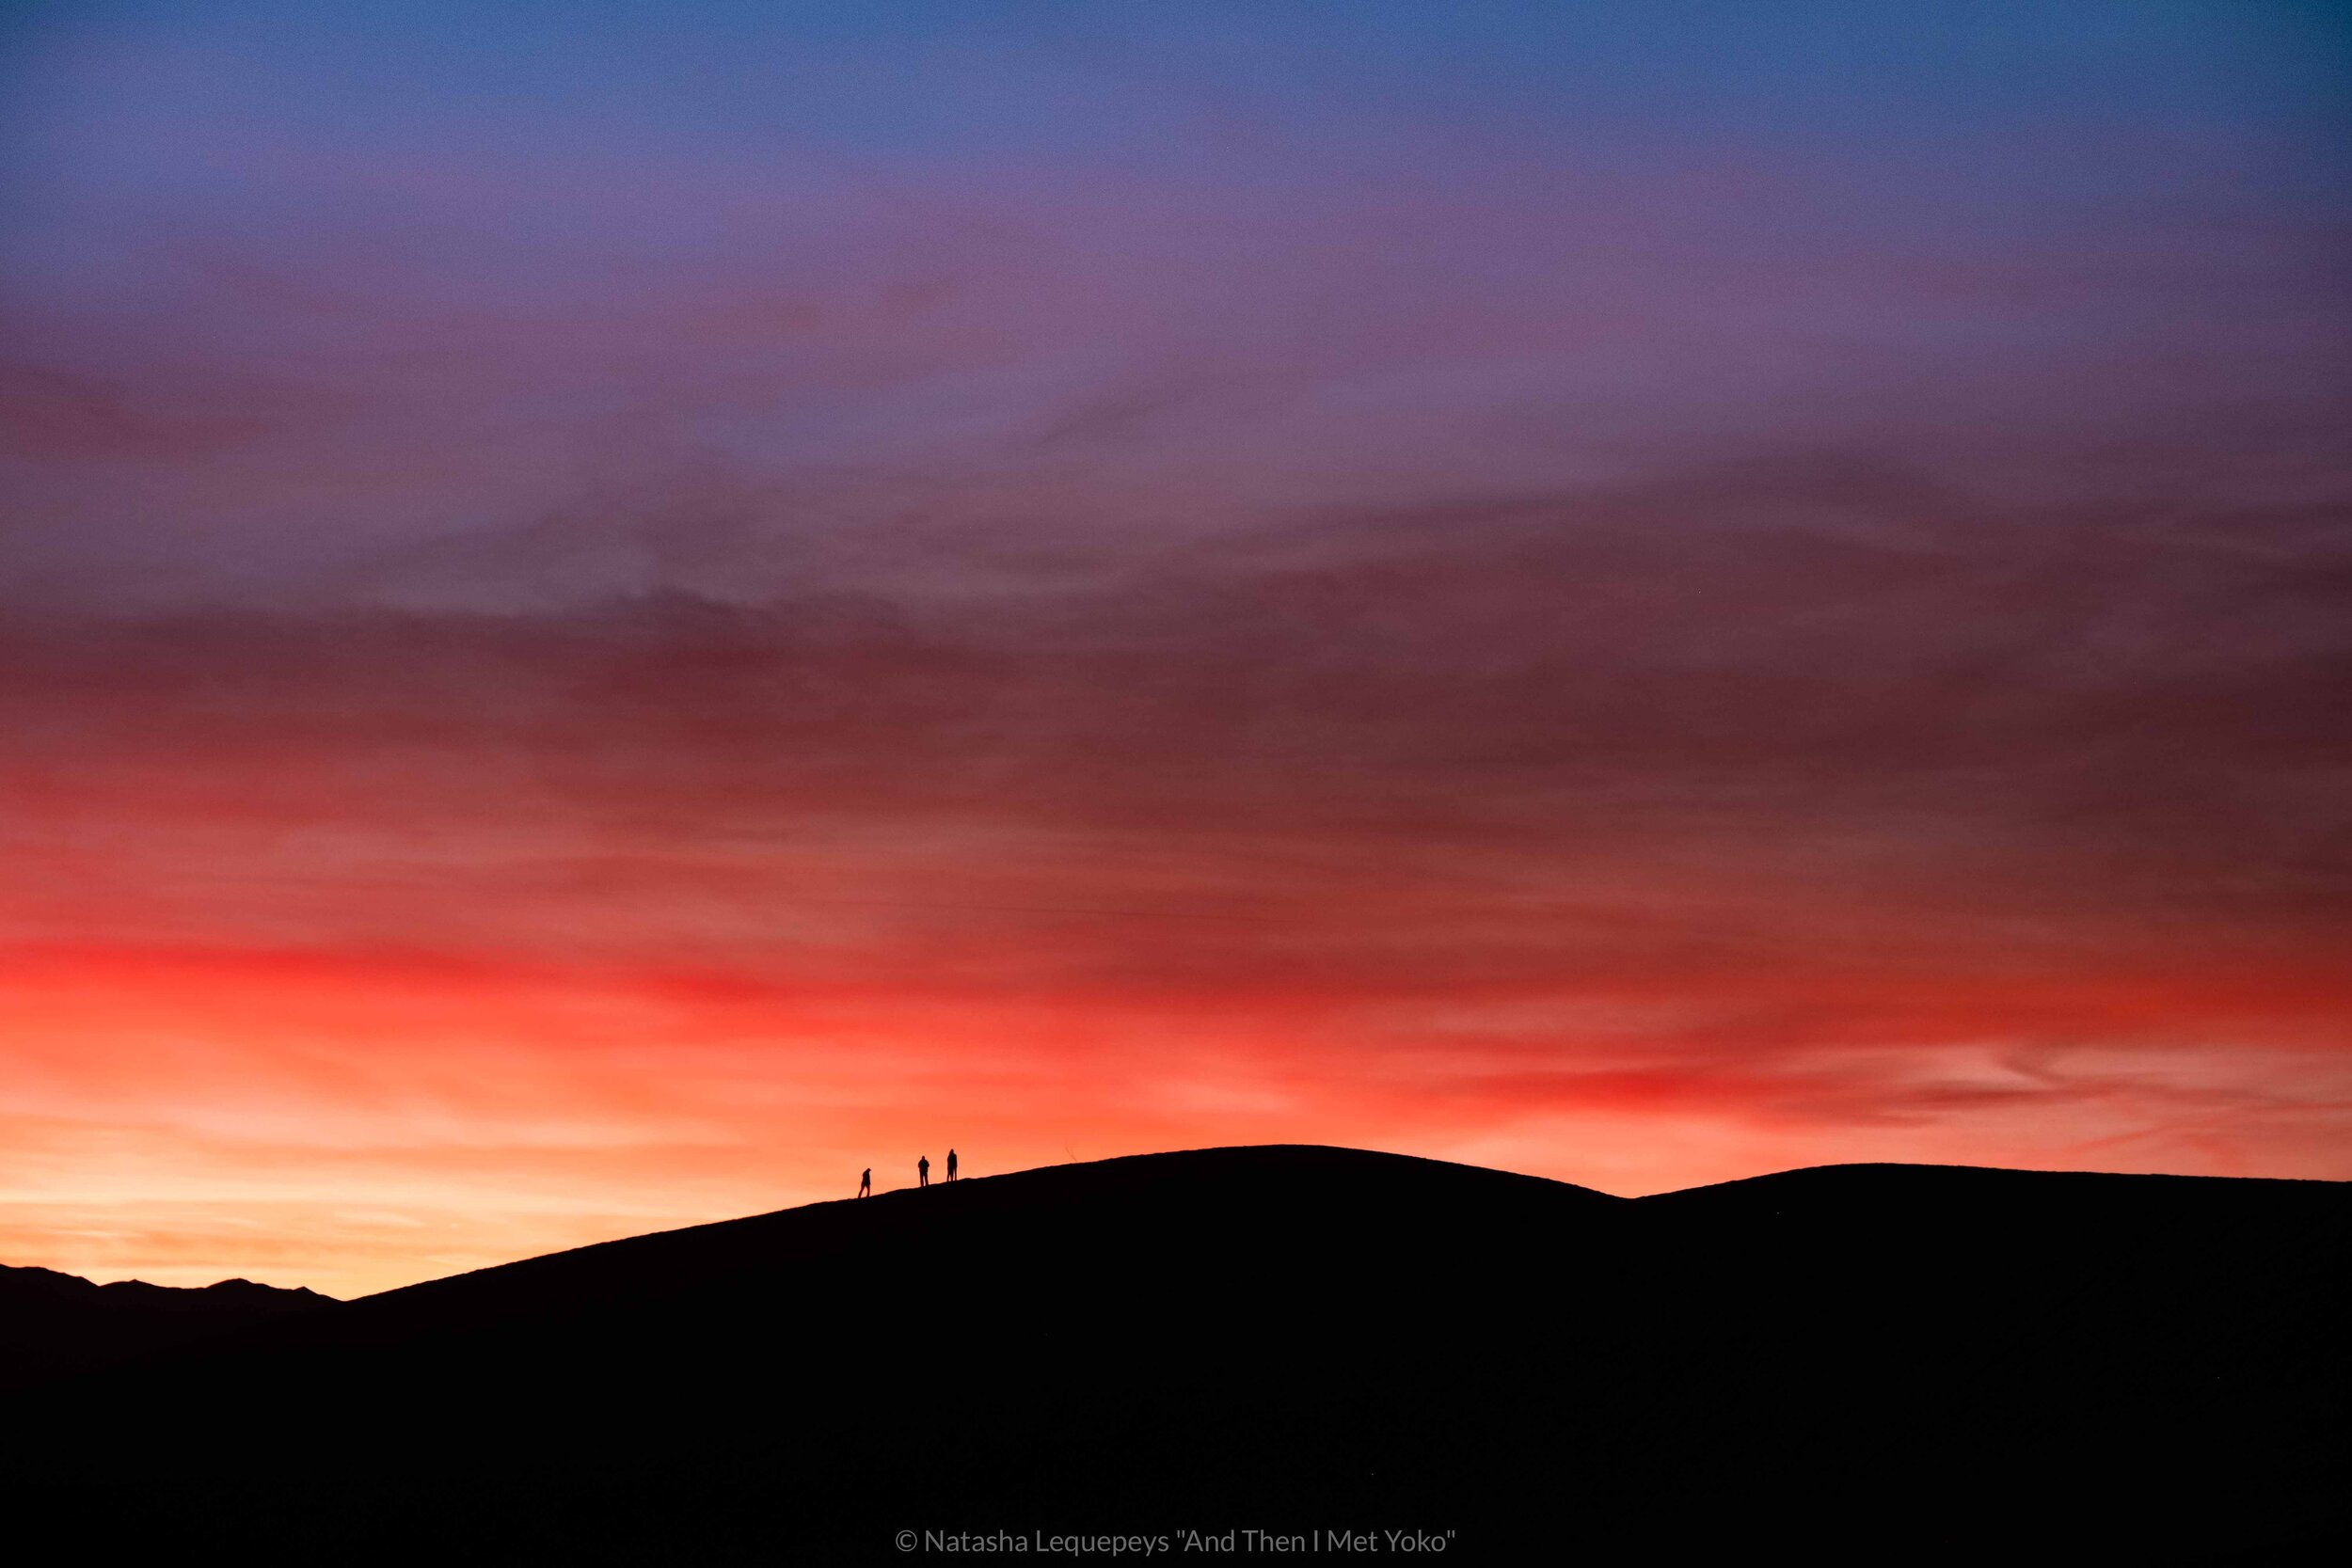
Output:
[5, 1146, 2344, 1562]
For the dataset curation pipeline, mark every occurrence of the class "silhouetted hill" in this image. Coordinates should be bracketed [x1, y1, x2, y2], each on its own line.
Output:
[4, 1147, 2344, 1563]
[0, 1262, 333, 1393]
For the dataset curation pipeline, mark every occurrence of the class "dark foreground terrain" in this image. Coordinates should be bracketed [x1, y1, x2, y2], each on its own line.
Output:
[5, 1147, 2346, 1562]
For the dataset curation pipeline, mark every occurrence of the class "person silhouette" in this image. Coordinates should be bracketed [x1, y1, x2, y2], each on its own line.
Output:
[918, 1154, 930, 1188]
[946, 1148, 958, 1182]
[857, 1167, 870, 1199]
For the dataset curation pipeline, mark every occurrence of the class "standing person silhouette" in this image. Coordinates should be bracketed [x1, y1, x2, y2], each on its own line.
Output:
[857, 1168, 870, 1199]
[918, 1154, 930, 1188]
[946, 1148, 958, 1182]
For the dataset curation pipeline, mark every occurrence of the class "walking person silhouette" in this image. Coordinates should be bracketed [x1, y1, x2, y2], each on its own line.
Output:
[946, 1148, 958, 1182]
[857, 1167, 870, 1199]
[918, 1154, 930, 1188]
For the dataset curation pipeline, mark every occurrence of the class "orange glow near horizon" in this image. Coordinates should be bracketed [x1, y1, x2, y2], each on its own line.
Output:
[7, 924, 2345, 1297]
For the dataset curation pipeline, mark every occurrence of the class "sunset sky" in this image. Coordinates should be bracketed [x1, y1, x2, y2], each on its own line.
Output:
[3, 1, 2348, 1297]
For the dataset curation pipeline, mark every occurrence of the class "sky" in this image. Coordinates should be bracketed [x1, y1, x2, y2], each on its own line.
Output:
[2, 0, 2347, 1296]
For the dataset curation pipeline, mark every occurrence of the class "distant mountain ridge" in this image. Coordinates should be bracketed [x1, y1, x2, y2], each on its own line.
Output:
[2, 1261, 330, 1307]
[0, 1260, 334, 1392]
